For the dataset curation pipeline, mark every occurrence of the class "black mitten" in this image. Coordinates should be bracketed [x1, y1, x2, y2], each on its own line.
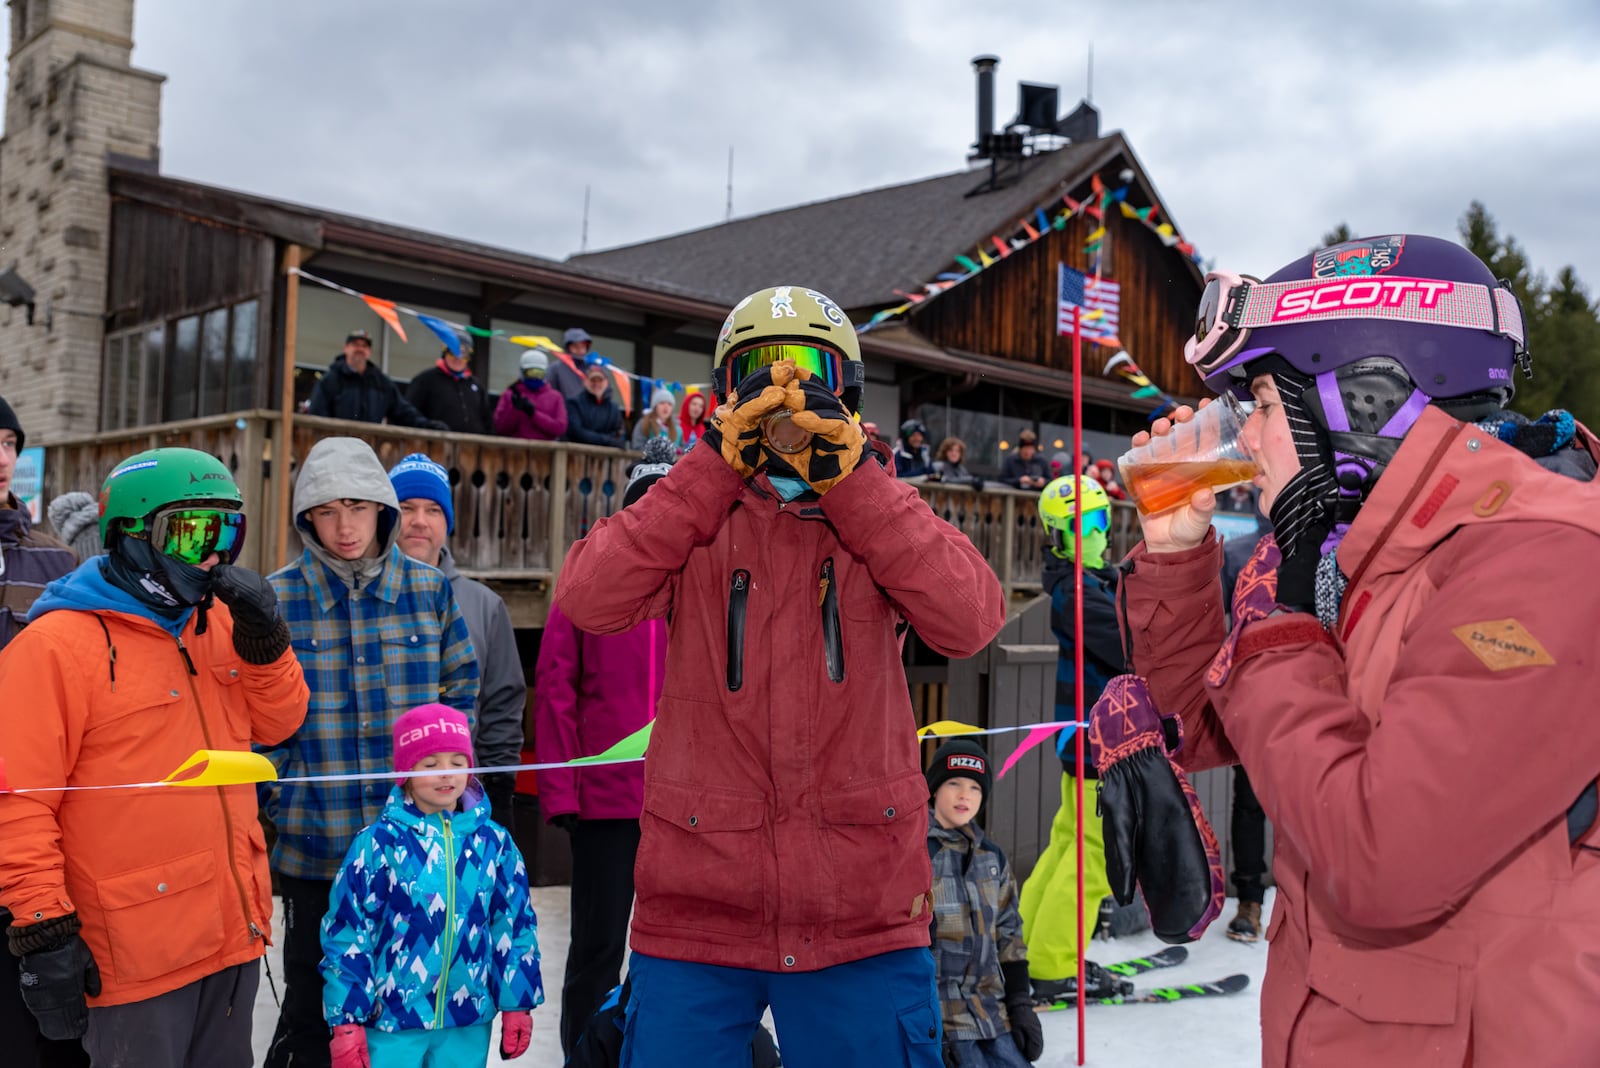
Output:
[211, 564, 290, 664]
[1002, 960, 1044, 1061]
[1089, 675, 1225, 944]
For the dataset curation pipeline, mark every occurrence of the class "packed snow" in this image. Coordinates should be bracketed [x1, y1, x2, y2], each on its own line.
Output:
[251, 887, 1272, 1065]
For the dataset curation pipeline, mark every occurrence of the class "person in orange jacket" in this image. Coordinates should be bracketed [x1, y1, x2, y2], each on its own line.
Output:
[0, 448, 308, 1068]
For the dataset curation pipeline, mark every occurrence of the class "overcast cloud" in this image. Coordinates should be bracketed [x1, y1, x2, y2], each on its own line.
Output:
[122, 0, 1600, 295]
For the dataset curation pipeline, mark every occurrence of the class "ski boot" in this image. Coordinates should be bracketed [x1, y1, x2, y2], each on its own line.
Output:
[1031, 961, 1135, 1005]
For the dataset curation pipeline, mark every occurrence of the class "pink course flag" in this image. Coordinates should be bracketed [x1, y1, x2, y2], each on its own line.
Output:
[997, 722, 1071, 781]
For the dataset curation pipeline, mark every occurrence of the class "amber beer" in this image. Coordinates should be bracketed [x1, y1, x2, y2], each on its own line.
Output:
[1122, 459, 1260, 517]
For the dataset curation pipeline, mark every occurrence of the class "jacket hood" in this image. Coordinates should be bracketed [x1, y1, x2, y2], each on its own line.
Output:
[293, 437, 400, 542]
[378, 778, 490, 836]
[438, 544, 462, 580]
[27, 556, 193, 636]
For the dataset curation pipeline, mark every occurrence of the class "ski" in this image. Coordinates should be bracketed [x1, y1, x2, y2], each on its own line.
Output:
[1101, 945, 1188, 978]
[1037, 973, 1251, 1010]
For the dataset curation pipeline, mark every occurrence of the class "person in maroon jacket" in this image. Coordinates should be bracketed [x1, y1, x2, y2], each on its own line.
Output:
[553, 286, 1005, 1067]
[1117, 235, 1600, 1066]
[535, 443, 673, 1058]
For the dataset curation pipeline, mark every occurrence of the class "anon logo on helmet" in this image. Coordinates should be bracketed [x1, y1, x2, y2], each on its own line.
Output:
[1275, 277, 1454, 320]
[188, 472, 231, 483]
[1313, 235, 1406, 278]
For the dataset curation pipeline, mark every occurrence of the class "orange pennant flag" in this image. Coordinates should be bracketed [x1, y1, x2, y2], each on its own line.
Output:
[362, 296, 408, 343]
[1091, 173, 1106, 197]
[990, 236, 1012, 259]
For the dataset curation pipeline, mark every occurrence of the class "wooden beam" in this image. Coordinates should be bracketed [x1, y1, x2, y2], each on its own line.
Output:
[276, 245, 302, 571]
[479, 283, 523, 315]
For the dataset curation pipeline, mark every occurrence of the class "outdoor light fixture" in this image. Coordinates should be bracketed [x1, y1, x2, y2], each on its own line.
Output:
[0, 267, 39, 325]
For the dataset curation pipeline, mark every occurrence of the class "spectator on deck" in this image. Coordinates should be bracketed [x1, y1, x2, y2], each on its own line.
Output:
[405, 344, 494, 434]
[1001, 430, 1049, 490]
[307, 329, 446, 430]
[566, 356, 626, 448]
[495, 350, 569, 441]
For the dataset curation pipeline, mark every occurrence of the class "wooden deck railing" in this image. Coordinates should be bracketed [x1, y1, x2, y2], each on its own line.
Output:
[41, 410, 1141, 624]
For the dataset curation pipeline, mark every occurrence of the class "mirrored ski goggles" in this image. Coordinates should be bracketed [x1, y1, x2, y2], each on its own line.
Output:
[723, 343, 849, 395]
[1078, 507, 1110, 535]
[151, 507, 246, 566]
[1184, 269, 1528, 377]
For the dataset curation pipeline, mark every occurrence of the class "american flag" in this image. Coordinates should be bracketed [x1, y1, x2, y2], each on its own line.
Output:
[1057, 263, 1121, 345]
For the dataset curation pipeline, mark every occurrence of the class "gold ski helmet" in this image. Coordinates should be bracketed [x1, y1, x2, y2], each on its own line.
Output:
[713, 285, 865, 414]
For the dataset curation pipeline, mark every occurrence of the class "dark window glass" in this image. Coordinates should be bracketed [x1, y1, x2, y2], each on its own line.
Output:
[143, 326, 165, 426]
[200, 308, 229, 416]
[227, 300, 259, 410]
[168, 316, 200, 421]
[101, 335, 124, 431]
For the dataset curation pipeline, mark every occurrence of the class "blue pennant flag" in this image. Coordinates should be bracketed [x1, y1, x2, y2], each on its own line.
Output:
[418, 314, 462, 358]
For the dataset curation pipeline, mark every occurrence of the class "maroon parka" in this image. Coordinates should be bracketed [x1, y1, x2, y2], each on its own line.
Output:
[553, 442, 1005, 972]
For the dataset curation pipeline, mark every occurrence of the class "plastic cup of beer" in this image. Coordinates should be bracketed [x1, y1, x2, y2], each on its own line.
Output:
[761, 410, 813, 455]
[1117, 394, 1260, 517]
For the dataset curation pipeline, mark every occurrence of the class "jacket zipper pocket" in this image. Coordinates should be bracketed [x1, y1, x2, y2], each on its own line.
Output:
[727, 570, 749, 692]
[819, 558, 844, 684]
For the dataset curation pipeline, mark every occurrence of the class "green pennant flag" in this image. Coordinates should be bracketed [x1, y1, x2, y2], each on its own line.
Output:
[954, 255, 980, 274]
[1052, 213, 1068, 231]
[464, 325, 498, 339]
[1131, 384, 1162, 399]
[570, 721, 653, 765]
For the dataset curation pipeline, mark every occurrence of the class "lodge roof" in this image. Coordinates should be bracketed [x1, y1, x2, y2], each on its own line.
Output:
[568, 133, 1160, 310]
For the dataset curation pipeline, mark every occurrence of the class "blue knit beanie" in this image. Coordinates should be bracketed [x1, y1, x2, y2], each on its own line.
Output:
[388, 453, 455, 534]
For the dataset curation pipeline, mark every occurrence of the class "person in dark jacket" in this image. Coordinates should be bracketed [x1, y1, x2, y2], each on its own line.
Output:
[494, 350, 569, 441]
[1018, 476, 1128, 1004]
[999, 430, 1048, 490]
[893, 419, 933, 478]
[926, 739, 1043, 1067]
[929, 437, 985, 491]
[534, 445, 673, 1057]
[389, 453, 526, 830]
[0, 394, 88, 1068]
[405, 345, 494, 434]
[565, 356, 626, 448]
[548, 327, 595, 402]
[306, 330, 445, 429]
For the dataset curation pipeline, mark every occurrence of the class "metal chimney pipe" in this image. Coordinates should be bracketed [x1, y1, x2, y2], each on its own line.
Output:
[972, 55, 999, 153]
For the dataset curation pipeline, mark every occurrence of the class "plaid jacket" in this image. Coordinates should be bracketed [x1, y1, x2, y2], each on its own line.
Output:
[929, 811, 1028, 1041]
[264, 543, 478, 880]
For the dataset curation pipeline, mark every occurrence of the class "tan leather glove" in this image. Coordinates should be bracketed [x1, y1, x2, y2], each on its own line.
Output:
[702, 365, 790, 478]
[779, 373, 866, 494]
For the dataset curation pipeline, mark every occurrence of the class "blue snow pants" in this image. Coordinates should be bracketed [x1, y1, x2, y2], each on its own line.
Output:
[366, 1022, 492, 1068]
[621, 947, 943, 1068]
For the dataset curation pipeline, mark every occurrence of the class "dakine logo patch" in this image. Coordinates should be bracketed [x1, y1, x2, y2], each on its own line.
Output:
[1450, 618, 1555, 672]
[947, 754, 986, 774]
[1313, 235, 1406, 278]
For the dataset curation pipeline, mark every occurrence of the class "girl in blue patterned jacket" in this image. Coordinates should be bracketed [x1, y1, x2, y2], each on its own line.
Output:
[321, 703, 543, 1068]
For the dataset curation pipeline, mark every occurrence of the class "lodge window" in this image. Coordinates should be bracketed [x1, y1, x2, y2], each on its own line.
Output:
[102, 300, 260, 430]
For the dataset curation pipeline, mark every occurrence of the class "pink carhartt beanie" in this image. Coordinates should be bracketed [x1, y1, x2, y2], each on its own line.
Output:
[392, 703, 474, 772]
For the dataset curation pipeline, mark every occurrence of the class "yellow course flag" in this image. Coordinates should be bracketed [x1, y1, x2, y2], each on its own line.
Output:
[570, 721, 654, 765]
[916, 720, 982, 739]
[162, 750, 279, 788]
[508, 335, 565, 353]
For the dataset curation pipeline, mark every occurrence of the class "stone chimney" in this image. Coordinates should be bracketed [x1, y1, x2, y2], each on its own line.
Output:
[0, 0, 162, 441]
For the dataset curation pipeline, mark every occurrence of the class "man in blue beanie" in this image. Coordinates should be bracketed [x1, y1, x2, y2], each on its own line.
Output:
[389, 453, 526, 828]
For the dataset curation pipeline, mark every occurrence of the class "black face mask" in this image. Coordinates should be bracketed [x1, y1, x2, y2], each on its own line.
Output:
[106, 534, 217, 615]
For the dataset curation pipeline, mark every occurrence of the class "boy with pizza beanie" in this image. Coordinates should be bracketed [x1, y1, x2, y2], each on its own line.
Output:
[926, 739, 1044, 1066]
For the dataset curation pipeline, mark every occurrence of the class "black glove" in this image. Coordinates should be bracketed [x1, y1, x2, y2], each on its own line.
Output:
[942, 1040, 960, 1068]
[212, 564, 290, 665]
[550, 813, 578, 835]
[426, 419, 451, 432]
[11, 918, 100, 1042]
[481, 773, 517, 832]
[1001, 960, 1044, 1061]
[1089, 676, 1225, 944]
[511, 390, 536, 415]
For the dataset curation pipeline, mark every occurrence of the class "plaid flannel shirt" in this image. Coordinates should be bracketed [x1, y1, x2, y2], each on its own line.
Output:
[263, 543, 479, 881]
[929, 811, 1029, 1041]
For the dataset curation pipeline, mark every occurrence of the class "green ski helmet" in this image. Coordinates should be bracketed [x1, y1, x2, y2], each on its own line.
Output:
[1038, 475, 1111, 557]
[713, 285, 866, 413]
[99, 447, 243, 547]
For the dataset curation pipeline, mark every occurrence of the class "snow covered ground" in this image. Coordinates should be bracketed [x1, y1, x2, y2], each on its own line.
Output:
[251, 887, 1272, 1066]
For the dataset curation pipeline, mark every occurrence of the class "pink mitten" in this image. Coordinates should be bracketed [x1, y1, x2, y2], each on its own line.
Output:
[500, 1010, 533, 1060]
[330, 1023, 370, 1068]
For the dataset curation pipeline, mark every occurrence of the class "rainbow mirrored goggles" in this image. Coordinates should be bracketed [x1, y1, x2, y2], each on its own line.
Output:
[1184, 269, 1527, 380]
[717, 342, 864, 397]
[145, 507, 246, 566]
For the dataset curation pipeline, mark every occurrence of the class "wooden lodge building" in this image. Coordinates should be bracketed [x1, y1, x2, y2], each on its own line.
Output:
[0, 4, 1259, 878]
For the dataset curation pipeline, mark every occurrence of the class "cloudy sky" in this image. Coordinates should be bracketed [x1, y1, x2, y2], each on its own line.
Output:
[127, 0, 1600, 294]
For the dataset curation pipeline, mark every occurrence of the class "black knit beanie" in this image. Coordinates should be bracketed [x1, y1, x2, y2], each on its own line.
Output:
[0, 394, 23, 452]
[926, 738, 992, 798]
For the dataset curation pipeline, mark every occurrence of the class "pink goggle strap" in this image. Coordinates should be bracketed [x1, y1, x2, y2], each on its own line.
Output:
[1231, 277, 1524, 345]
